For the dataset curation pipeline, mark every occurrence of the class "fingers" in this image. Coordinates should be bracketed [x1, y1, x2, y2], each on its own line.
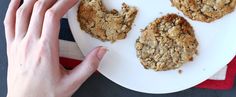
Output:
[26, 0, 56, 39]
[41, 0, 78, 42]
[63, 47, 107, 93]
[15, 0, 37, 40]
[4, 0, 21, 43]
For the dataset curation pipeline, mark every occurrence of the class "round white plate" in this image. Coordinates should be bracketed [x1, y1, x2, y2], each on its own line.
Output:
[67, 0, 236, 94]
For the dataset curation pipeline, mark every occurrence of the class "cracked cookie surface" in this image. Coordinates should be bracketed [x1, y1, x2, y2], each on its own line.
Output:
[77, 0, 138, 42]
[171, 0, 236, 23]
[136, 14, 198, 71]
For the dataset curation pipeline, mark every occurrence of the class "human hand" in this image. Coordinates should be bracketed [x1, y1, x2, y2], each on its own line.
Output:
[4, 0, 107, 97]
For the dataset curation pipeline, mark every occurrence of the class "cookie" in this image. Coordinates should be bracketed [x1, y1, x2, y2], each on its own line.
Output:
[77, 0, 138, 42]
[171, 0, 236, 23]
[135, 14, 198, 71]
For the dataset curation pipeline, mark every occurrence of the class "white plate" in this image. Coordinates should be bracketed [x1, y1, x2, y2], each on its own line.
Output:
[67, 0, 236, 94]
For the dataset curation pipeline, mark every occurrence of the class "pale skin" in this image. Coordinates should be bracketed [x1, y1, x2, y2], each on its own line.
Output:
[4, 0, 107, 97]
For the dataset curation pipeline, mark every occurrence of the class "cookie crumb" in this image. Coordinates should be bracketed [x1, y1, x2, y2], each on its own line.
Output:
[178, 70, 183, 74]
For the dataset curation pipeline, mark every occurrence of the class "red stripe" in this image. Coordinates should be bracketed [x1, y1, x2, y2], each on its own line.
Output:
[60, 57, 82, 70]
[59, 57, 100, 74]
[59, 56, 236, 90]
[196, 56, 236, 90]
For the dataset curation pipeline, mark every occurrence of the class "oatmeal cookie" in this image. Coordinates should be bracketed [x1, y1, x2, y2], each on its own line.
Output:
[171, 0, 236, 22]
[135, 14, 198, 71]
[77, 0, 138, 42]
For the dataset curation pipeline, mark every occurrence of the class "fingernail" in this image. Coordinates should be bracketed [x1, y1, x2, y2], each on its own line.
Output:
[96, 46, 108, 60]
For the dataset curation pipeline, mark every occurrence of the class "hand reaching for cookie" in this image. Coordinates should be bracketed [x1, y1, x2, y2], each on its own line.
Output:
[4, 0, 107, 97]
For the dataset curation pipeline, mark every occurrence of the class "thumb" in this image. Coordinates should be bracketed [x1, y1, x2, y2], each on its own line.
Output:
[62, 46, 107, 93]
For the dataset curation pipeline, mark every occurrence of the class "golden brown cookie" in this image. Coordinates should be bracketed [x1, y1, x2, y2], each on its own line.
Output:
[171, 0, 236, 23]
[77, 0, 138, 42]
[135, 14, 198, 71]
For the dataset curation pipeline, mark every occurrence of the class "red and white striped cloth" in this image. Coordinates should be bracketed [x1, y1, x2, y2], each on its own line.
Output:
[58, 40, 236, 90]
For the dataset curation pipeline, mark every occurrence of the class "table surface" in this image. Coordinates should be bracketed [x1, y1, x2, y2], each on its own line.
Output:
[0, 1, 236, 97]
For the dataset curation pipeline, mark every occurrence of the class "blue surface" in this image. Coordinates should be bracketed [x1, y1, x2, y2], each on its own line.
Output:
[0, 0, 235, 97]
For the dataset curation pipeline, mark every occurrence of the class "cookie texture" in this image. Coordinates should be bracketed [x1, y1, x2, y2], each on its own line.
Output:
[135, 14, 198, 71]
[77, 0, 138, 42]
[171, 0, 236, 22]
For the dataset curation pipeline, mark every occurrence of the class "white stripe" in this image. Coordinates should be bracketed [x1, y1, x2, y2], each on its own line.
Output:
[63, 13, 68, 19]
[209, 66, 227, 80]
[59, 40, 84, 60]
